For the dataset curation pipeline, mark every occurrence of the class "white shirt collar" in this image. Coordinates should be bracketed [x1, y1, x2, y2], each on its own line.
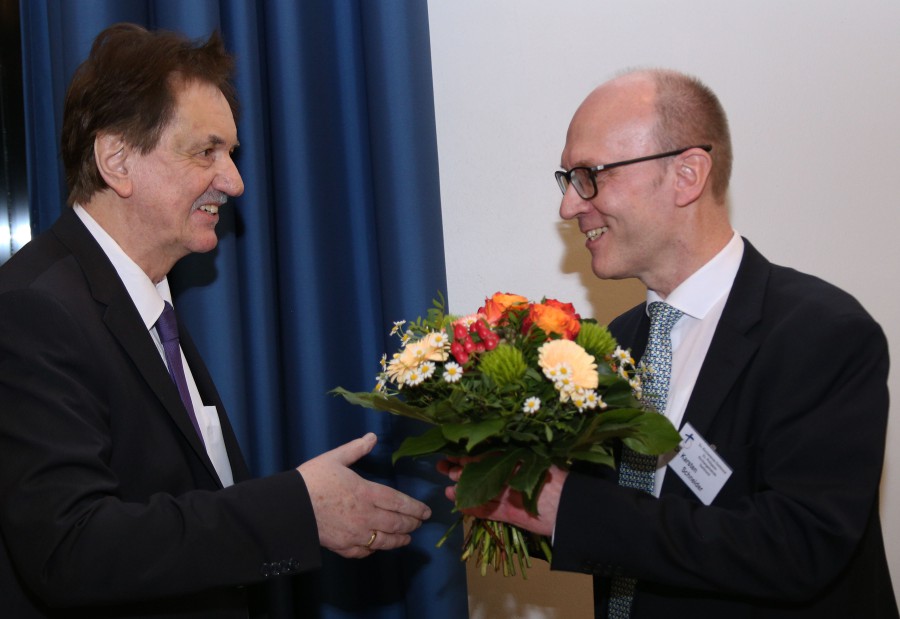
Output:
[647, 232, 744, 320]
[74, 204, 171, 328]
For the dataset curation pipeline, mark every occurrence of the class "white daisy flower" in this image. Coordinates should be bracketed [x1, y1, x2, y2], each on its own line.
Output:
[430, 330, 449, 349]
[613, 346, 634, 365]
[522, 397, 541, 414]
[571, 392, 587, 411]
[443, 362, 463, 383]
[390, 320, 406, 336]
[405, 368, 425, 387]
[420, 361, 436, 380]
[555, 374, 575, 392]
[555, 380, 576, 403]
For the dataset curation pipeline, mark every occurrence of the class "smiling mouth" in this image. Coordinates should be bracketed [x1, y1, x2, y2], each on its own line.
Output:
[192, 191, 227, 216]
[586, 227, 608, 241]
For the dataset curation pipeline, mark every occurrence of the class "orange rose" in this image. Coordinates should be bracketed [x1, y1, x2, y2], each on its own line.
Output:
[479, 292, 530, 325]
[527, 299, 581, 339]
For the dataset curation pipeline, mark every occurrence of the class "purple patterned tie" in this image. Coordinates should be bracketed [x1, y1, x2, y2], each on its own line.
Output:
[156, 302, 204, 443]
[609, 301, 683, 618]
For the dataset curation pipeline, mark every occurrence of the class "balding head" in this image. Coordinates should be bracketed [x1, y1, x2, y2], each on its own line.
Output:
[568, 69, 732, 203]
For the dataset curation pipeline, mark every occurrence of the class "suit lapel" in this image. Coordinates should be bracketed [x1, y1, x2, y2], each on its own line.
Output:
[52, 210, 223, 485]
[679, 240, 769, 437]
[608, 301, 649, 360]
[178, 326, 252, 482]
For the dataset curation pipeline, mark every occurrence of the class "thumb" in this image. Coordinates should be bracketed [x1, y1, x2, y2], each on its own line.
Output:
[331, 432, 377, 466]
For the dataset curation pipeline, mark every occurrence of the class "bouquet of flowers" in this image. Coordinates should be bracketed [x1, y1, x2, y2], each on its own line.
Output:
[332, 292, 680, 577]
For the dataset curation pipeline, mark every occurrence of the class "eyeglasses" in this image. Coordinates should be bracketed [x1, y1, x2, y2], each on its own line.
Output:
[555, 145, 712, 200]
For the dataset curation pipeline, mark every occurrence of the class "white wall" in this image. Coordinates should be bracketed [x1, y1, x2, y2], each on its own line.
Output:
[428, 1, 900, 617]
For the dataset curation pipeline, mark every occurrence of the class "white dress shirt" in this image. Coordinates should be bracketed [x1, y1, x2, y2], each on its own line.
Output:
[74, 205, 234, 487]
[646, 232, 744, 495]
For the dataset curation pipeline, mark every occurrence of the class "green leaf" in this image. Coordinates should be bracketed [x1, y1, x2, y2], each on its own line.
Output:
[441, 418, 506, 451]
[509, 452, 550, 504]
[621, 411, 682, 455]
[331, 388, 434, 424]
[570, 408, 643, 445]
[392, 426, 449, 463]
[455, 449, 530, 509]
[568, 448, 615, 468]
[601, 381, 641, 407]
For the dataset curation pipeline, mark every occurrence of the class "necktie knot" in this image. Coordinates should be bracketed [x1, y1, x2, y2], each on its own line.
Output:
[155, 302, 179, 344]
[648, 301, 683, 333]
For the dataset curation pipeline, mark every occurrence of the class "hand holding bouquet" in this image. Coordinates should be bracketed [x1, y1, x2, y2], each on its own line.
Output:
[333, 292, 680, 577]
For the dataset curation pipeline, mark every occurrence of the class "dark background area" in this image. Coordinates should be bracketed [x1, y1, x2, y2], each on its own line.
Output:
[1, 0, 29, 264]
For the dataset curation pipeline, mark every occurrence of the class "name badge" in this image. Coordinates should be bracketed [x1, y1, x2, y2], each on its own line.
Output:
[668, 422, 732, 505]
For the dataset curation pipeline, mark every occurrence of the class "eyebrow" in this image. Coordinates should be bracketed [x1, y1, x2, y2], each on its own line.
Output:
[195, 135, 239, 153]
[560, 160, 595, 170]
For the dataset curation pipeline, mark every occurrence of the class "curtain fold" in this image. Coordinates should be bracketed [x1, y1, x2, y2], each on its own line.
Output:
[19, 1, 467, 617]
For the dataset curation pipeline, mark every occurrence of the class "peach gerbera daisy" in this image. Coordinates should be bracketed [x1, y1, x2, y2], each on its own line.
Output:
[538, 339, 599, 391]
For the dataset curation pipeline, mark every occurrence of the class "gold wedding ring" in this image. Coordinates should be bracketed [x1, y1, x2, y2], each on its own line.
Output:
[365, 530, 378, 548]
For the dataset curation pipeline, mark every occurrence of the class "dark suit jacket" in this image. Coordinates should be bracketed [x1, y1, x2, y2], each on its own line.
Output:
[0, 209, 320, 618]
[552, 240, 898, 618]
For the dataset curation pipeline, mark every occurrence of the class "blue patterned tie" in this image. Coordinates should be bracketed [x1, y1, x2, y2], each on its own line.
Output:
[608, 301, 683, 618]
[156, 302, 204, 443]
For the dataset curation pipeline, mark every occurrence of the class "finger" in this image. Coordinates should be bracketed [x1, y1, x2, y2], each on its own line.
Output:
[336, 544, 377, 559]
[436, 459, 464, 481]
[329, 433, 377, 467]
[366, 530, 412, 551]
[372, 486, 432, 520]
[367, 509, 429, 536]
[444, 484, 457, 502]
[436, 459, 453, 475]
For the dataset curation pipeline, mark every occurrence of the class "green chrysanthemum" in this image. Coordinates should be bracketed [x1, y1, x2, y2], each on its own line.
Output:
[479, 343, 527, 387]
[575, 322, 617, 359]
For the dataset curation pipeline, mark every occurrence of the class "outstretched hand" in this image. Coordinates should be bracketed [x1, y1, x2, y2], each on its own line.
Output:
[298, 433, 431, 558]
[437, 457, 567, 538]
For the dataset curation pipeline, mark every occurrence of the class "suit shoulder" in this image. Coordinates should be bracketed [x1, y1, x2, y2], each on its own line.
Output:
[0, 229, 76, 294]
[766, 263, 873, 320]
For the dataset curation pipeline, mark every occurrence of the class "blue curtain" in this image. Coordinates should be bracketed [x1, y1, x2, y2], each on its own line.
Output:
[19, 1, 467, 617]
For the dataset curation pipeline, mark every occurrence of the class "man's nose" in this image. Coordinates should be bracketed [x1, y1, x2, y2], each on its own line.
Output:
[216, 156, 244, 197]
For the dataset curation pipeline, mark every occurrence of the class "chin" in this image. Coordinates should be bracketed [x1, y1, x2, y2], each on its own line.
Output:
[590, 261, 625, 281]
[188, 235, 219, 255]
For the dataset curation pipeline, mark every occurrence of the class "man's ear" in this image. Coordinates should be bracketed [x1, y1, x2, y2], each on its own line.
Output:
[673, 148, 713, 207]
[94, 134, 133, 198]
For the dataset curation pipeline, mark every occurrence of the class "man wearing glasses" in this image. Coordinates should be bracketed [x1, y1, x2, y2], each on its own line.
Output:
[442, 69, 896, 618]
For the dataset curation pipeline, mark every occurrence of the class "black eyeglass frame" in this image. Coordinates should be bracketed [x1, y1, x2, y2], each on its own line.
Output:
[555, 144, 713, 200]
